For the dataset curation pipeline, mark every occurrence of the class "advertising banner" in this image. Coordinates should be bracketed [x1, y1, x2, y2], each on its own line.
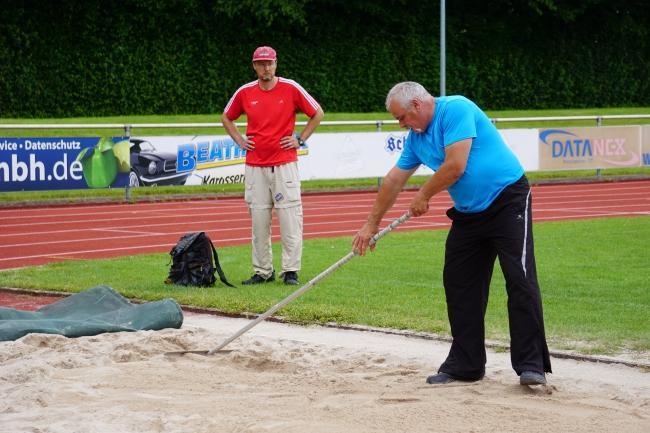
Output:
[1, 129, 541, 191]
[538, 126, 642, 170]
[300, 129, 538, 178]
[127, 133, 431, 186]
[131, 135, 248, 187]
[299, 132, 434, 180]
[499, 129, 539, 171]
[0, 137, 129, 191]
[642, 125, 650, 166]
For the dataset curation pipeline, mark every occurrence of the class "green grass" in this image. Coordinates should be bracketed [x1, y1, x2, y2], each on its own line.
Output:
[0, 112, 403, 136]
[1, 107, 649, 136]
[485, 106, 650, 128]
[1, 217, 648, 355]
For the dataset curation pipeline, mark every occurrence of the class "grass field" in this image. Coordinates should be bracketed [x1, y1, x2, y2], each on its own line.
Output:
[1, 107, 649, 136]
[1, 217, 648, 356]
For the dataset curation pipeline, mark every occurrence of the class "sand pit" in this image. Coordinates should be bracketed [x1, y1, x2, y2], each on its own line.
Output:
[1, 312, 648, 433]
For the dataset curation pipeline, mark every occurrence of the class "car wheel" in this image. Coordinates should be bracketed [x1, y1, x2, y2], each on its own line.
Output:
[129, 170, 141, 187]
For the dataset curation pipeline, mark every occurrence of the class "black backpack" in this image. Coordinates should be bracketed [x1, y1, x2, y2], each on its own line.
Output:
[165, 232, 235, 287]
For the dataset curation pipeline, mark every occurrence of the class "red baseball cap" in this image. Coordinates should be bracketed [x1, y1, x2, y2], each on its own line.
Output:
[252, 46, 277, 62]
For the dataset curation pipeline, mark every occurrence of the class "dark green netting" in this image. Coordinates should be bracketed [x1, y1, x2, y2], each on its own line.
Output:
[0, 285, 183, 341]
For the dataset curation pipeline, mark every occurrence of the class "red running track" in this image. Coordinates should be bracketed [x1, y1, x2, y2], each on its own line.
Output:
[1, 180, 649, 270]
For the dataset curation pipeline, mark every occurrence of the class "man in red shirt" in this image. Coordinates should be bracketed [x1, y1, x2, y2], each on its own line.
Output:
[222, 46, 324, 285]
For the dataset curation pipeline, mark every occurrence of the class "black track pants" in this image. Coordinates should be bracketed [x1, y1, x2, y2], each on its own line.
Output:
[438, 176, 552, 380]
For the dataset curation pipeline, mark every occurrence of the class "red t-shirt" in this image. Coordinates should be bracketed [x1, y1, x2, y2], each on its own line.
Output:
[224, 77, 321, 166]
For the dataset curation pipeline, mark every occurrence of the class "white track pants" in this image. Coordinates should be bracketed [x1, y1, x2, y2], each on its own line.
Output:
[244, 163, 303, 277]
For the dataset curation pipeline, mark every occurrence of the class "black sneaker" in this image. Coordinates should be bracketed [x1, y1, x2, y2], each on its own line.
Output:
[282, 271, 299, 285]
[242, 271, 275, 285]
[425, 372, 456, 385]
[520, 371, 546, 385]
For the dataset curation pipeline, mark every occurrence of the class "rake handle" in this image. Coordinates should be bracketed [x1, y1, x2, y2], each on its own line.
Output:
[206, 212, 411, 355]
[367, 211, 411, 247]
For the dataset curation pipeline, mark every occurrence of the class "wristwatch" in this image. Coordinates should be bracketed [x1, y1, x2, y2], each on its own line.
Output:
[294, 133, 306, 147]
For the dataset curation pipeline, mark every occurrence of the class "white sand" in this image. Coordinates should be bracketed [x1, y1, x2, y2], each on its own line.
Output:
[1, 312, 648, 433]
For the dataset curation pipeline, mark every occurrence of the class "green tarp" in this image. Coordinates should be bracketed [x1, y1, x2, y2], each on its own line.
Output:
[0, 285, 183, 341]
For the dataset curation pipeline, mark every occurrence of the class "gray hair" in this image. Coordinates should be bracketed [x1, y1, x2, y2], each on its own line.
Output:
[385, 81, 431, 111]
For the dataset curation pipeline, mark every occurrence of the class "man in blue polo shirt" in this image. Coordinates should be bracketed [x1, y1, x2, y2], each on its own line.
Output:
[353, 81, 551, 386]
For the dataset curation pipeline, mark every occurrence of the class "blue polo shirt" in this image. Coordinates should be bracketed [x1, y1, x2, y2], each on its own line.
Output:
[396, 96, 524, 213]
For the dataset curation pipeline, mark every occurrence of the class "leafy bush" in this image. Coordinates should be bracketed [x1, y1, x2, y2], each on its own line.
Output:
[0, 0, 648, 116]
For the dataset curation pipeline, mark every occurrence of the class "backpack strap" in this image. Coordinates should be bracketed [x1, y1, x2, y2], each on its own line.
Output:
[209, 240, 236, 288]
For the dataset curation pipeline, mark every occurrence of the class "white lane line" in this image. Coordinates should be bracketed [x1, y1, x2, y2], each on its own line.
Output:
[0, 205, 425, 232]
[0, 211, 249, 228]
[406, 219, 449, 226]
[0, 215, 443, 249]
[0, 204, 249, 220]
[0, 222, 449, 263]
[1, 198, 645, 243]
[538, 207, 650, 214]
[1, 231, 218, 249]
[531, 182, 650, 193]
[3, 188, 646, 217]
[0, 243, 182, 262]
[537, 206, 650, 215]
[1, 180, 647, 217]
[536, 212, 650, 221]
[4, 197, 646, 232]
[0, 199, 245, 214]
[3, 189, 647, 224]
[5, 189, 646, 220]
[90, 228, 166, 236]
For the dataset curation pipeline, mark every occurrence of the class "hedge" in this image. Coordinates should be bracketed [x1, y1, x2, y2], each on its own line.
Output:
[0, 0, 648, 117]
